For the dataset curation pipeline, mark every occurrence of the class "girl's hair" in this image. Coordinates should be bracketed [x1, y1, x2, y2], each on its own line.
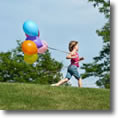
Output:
[69, 41, 78, 51]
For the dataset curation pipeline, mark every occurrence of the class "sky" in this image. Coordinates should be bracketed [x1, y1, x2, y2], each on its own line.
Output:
[0, 0, 106, 87]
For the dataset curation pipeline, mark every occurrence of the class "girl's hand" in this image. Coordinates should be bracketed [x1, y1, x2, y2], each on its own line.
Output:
[79, 57, 84, 61]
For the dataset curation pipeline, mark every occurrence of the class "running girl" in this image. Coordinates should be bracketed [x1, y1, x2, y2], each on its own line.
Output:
[51, 41, 84, 87]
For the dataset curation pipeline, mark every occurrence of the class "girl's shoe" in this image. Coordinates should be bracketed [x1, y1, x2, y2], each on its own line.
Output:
[51, 84, 58, 86]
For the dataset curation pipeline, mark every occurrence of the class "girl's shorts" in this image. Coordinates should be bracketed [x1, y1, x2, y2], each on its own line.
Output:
[65, 65, 80, 80]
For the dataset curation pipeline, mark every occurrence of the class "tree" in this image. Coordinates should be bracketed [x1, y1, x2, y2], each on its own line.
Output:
[0, 40, 63, 84]
[81, 0, 110, 88]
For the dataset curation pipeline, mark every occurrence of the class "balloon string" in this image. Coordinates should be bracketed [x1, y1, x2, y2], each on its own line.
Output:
[48, 47, 69, 54]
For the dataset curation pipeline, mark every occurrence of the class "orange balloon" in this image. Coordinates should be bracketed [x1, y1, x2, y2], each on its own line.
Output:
[22, 40, 38, 55]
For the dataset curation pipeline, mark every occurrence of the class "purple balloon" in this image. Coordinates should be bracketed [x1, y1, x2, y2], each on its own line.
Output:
[38, 40, 48, 54]
[33, 37, 43, 48]
[25, 36, 43, 48]
[26, 36, 36, 41]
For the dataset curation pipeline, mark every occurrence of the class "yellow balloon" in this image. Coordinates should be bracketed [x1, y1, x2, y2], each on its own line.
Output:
[24, 54, 38, 64]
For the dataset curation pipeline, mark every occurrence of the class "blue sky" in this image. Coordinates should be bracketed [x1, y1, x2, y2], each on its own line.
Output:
[0, 0, 106, 87]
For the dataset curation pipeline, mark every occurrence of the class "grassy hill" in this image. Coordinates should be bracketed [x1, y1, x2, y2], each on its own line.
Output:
[0, 83, 110, 110]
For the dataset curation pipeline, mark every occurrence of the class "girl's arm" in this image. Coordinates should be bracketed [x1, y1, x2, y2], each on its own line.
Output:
[66, 52, 77, 59]
[66, 53, 72, 59]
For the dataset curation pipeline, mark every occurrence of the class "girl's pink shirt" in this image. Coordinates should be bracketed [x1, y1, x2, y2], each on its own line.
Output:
[71, 52, 79, 67]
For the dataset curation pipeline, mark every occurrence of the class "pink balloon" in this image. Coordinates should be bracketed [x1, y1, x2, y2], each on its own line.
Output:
[38, 40, 48, 54]
[25, 33, 29, 37]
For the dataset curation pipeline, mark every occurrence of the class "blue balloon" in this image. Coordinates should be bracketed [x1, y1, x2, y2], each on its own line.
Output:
[23, 20, 39, 36]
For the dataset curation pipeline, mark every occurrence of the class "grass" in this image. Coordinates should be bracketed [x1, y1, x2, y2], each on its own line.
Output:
[0, 82, 110, 110]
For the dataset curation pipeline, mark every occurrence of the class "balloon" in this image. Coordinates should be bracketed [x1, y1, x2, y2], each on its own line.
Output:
[24, 54, 38, 64]
[25, 33, 29, 37]
[38, 40, 48, 54]
[38, 31, 40, 37]
[26, 36, 43, 48]
[25, 31, 40, 37]
[23, 20, 39, 36]
[33, 37, 43, 48]
[26, 36, 36, 41]
[22, 40, 38, 55]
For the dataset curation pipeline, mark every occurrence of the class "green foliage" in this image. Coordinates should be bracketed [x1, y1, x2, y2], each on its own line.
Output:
[0, 40, 63, 84]
[0, 83, 110, 110]
[81, 0, 110, 88]
[88, 0, 110, 18]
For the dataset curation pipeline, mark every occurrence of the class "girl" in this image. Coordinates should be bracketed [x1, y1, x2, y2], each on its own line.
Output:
[51, 41, 84, 87]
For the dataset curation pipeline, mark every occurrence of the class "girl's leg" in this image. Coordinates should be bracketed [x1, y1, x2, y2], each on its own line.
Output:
[51, 78, 69, 86]
[78, 78, 82, 88]
[51, 65, 71, 86]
